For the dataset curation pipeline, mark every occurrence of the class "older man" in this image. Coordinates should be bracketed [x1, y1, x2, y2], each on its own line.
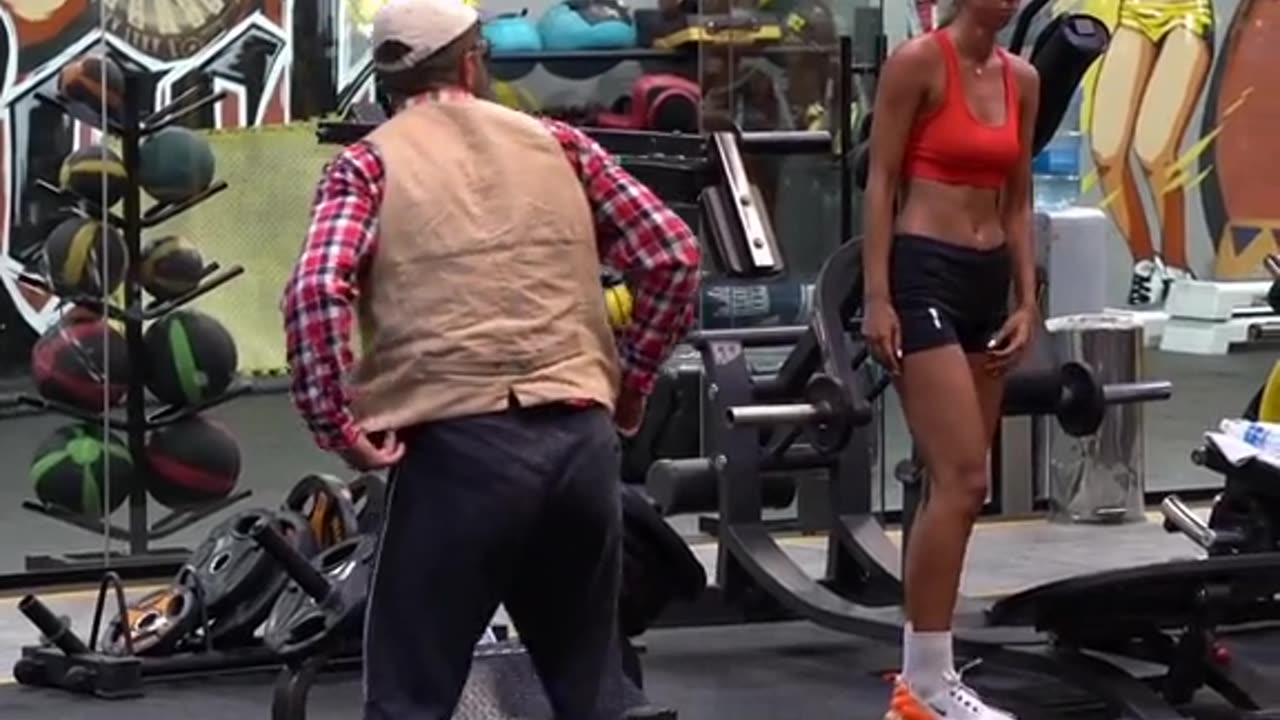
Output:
[280, 0, 701, 717]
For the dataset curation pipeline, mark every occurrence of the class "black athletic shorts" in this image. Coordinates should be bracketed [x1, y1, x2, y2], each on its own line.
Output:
[890, 233, 1012, 355]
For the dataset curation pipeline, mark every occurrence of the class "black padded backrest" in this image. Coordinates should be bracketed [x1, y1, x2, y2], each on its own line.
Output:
[810, 238, 873, 423]
[765, 237, 868, 404]
[1028, 13, 1110, 157]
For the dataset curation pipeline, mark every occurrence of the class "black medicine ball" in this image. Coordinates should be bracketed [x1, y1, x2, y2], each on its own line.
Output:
[60, 145, 128, 209]
[58, 54, 125, 121]
[31, 318, 129, 409]
[144, 310, 238, 407]
[147, 417, 241, 509]
[139, 235, 204, 300]
[42, 216, 128, 298]
[138, 126, 217, 204]
[32, 423, 135, 516]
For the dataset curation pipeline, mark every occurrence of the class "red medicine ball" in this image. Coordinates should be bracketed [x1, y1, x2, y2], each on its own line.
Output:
[31, 318, 128, 410]
[146, 416, 241, 509]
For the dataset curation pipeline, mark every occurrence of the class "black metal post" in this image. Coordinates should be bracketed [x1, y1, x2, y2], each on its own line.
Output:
[120, 71, 148, 556]
[838, 35, 852, 246]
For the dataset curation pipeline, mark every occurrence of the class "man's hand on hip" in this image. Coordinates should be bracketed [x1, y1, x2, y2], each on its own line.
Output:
[340, 430, 406, 471]
[614, 386, 647, 437]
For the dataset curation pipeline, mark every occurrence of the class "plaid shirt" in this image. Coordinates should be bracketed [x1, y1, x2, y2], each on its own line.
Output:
[282, 109, 701, 452]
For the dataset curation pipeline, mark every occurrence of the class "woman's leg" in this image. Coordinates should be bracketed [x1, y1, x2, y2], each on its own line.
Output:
[967, 354, 1007, 458]
[898, 344, 992, 670]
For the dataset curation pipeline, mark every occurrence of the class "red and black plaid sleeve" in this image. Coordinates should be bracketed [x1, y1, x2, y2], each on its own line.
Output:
[281, 141, 384, 452]
[543, 119, 702, 396]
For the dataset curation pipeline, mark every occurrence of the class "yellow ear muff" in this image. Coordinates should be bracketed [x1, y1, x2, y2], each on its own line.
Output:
[603, 281, 634, 330]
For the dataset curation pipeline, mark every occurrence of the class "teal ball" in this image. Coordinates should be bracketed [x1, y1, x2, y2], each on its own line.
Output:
[138, 127, 216, 204]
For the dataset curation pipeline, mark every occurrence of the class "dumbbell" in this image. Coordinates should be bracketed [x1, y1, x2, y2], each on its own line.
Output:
[251, 519, 375, 660]
[1003, 361, 1172, 437]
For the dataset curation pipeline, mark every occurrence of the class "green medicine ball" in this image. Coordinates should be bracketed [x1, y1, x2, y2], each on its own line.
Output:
[144, 310, 238, 407]
[60, 145, 128, 209]
[32, 423, 135, 516]
[42, 216, 129, 298]
[139, 235, 204, 300]
[138, 127, 216, 205]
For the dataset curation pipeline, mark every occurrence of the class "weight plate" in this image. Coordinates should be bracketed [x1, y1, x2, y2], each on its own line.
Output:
[1059, 362, 1105, 437]
[349, 473, 387, 535]
[262, 535, 376, 659]
[208, 510, 319, 647]
[185, 508, 281, 615]
[102, 585, 200, 657]
[282, 474, 362, 550]
[804, 374, 853, 454]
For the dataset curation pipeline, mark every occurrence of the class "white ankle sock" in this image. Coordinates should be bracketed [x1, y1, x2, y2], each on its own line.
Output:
[902, 626, 954, 699]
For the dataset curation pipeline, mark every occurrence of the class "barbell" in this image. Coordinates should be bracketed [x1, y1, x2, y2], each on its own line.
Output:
[726, 362, 1171, 451]
[726, 372, 891, 454]
[1001, 362, 1172, 436]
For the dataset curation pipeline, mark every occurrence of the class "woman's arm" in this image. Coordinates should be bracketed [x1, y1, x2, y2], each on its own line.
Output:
[863, 43, 931, 303]
[1003, 60, 1042, 312]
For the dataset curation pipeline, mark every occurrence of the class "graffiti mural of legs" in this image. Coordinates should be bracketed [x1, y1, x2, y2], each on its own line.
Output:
[1089, 0, 1213, 307]
[1090, 22, 1157, 306]
[1132, 24, 1213, 291]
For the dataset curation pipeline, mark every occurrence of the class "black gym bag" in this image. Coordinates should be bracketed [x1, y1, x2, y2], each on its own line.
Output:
[619, 485, 706, 637]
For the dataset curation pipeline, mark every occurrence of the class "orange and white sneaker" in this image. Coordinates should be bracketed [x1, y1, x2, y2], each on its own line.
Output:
[884, 673, 1017, 720]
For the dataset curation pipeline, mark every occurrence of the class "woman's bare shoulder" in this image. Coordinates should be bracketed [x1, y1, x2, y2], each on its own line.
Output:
[1004, 52, 1040, 94]
[883, 34, 944, 78]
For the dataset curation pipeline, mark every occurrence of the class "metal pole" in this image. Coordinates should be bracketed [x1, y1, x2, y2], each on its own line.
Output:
[838, 35, 852, 245]
[121, 70, 148, 557]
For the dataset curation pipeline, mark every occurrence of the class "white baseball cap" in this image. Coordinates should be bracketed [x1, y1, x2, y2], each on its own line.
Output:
[371, 0, 481, 73]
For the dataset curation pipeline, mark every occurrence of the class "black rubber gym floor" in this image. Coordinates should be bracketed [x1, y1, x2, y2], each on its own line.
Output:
[0, 621, 1261, 720]
[0, 623, 874, 720]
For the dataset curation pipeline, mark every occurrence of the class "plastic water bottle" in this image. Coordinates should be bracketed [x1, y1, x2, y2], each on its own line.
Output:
[1220, 419, 1280, 455]
[1033, 130, 1081, 211]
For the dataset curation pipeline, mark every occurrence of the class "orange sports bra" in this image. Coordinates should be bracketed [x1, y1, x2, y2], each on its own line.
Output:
[901, 30, 1021, 189]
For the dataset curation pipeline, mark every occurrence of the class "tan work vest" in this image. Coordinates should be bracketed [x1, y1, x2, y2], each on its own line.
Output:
[349, 95, 620, 432]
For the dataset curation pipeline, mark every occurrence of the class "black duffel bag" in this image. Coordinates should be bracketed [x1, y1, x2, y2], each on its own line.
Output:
[618, 485, 705, 637]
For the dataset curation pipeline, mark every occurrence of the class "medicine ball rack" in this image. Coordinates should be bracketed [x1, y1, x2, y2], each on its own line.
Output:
[11, 67, 251, 573]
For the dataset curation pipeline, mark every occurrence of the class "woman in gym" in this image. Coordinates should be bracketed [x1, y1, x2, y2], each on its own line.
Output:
[862, 0, 1040, 717]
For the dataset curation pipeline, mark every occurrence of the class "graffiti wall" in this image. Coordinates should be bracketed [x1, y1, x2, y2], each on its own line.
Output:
[1073, 0, 1278, 309]
[0, 1, 400, 379]
[2, 0, 1267, 378]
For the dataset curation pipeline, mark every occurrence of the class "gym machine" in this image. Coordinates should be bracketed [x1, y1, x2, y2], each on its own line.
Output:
[637, 4, 1280, 716]
[661, 217, 1280, 716]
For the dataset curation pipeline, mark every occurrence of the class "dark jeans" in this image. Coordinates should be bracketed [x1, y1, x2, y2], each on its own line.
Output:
[362, 403, 624, 720]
